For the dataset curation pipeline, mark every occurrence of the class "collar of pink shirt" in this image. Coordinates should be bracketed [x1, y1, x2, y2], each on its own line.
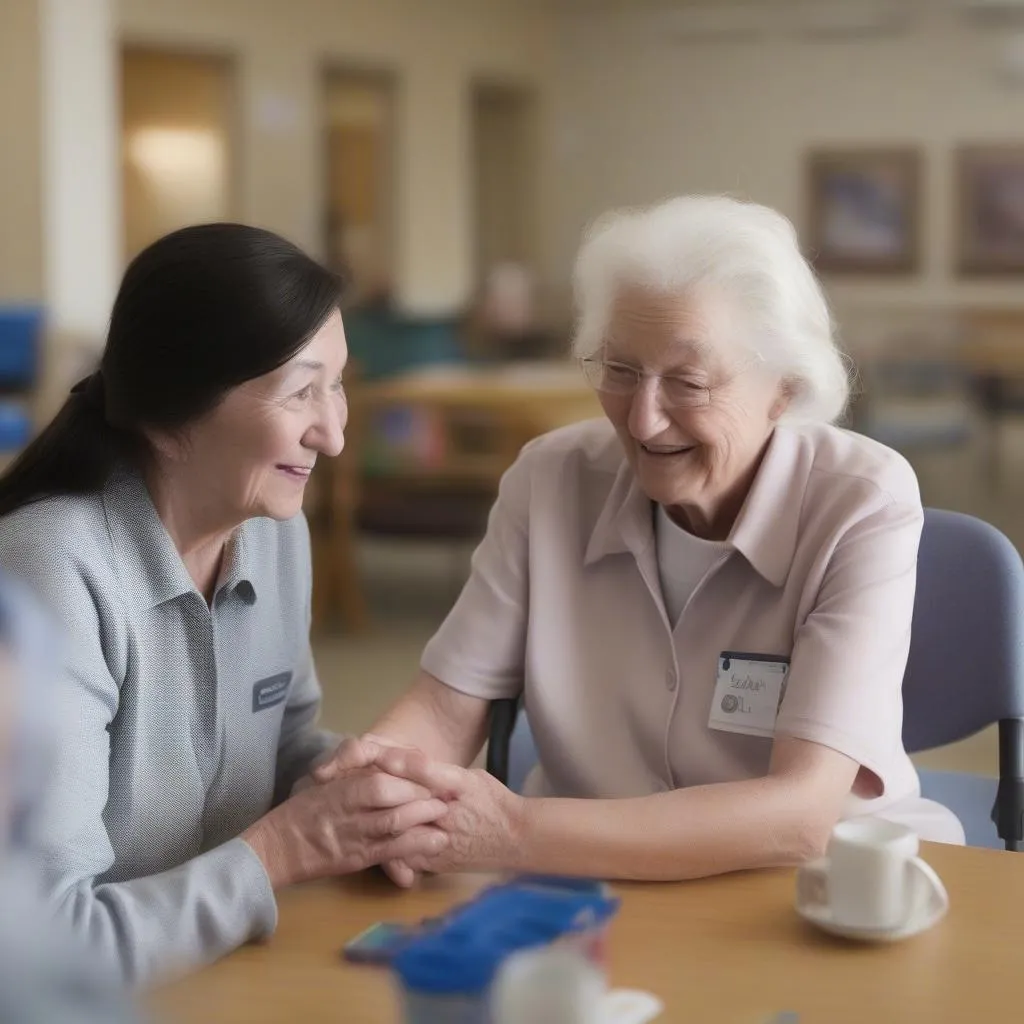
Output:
[583, 426, 803, 587]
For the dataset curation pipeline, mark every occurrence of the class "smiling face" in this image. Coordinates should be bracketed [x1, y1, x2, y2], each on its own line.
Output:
[156, 308, 349, 526]
[596, 285, 789, 538]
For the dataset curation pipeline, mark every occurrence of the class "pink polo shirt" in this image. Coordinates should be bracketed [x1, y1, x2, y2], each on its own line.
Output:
[421, 419, 964, 844]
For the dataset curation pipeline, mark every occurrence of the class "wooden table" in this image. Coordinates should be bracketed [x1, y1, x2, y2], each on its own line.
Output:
[356, 363, 600, 486]
[150, 843, 1022, 1023]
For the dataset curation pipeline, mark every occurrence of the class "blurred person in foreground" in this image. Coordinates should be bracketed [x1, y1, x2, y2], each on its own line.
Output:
[0, 223, 447, 985]
[316, 195, 964, 886]
[0, 576, 138, 1022]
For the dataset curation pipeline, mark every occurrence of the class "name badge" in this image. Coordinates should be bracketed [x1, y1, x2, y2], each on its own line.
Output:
[708, 651, 789, 738]
[252, 671, 292, 712]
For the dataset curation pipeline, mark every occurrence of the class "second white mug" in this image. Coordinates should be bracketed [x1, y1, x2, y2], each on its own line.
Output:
[797, 817, 948, 933]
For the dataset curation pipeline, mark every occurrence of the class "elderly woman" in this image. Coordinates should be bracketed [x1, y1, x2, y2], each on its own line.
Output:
[0, 224, 447, 983]
[317, 195, 964, 885]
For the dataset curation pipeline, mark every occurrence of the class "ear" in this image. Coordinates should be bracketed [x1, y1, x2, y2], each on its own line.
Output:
[769, 379, 796, 422]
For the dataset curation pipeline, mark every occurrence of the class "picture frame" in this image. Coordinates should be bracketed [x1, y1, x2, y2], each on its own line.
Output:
[955, 144, 1024, 275]
[805, 147, 921, 274]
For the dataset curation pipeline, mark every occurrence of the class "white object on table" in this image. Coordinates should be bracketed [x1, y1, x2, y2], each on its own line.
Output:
[602, 988, 664, 1023]
[795, 816, 949, 942]
[491, 947, 662, 1023]
[491, 947, 606, 1023]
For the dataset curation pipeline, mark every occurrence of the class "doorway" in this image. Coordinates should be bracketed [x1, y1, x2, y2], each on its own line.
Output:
[471, 80, 540, 287]
[322, 68, 397, 303]
[471, 80, 544, 360]
[121, 48, 237, 262]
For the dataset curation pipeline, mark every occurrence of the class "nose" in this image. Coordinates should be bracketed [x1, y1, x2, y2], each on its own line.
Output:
[306, 392, 347, 458]
[627, 376, 671, 440]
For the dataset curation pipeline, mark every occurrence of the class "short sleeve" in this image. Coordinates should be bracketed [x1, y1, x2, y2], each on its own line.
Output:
[774, 498, 923, 792]
[420, 443, 534, 700]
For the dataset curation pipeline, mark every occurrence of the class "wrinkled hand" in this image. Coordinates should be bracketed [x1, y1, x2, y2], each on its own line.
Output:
[243, 762, 449, 889]
[299, 734, 434, 887]
[368, 747, 526, 875]
[290, 735, 388, 795]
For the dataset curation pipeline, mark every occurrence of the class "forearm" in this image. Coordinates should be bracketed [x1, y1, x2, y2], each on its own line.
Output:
[516, 776, 833, 881]
[368, 671, 489, 767]
[46, 839, 277, 986]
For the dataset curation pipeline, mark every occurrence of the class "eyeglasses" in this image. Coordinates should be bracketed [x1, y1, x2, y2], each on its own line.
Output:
[579, 354, 762, 409]
[578, 358, 700, 408]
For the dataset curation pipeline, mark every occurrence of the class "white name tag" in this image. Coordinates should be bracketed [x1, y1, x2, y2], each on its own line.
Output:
[708, 651, 789, 738]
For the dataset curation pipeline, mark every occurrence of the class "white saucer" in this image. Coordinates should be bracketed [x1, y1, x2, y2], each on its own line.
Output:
[795, 867, 948, 943]
[602, 989, 663, 1024]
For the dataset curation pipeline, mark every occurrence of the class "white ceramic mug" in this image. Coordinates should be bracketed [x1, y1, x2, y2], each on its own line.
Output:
[797, 817, 948, 932]
[490, 947, 606, 1024]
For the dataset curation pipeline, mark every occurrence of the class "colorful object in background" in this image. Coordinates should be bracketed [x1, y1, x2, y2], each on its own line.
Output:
[387, 876, 620, 1024]
[363, 404, 447, 475]
[342, 921, 422, 965]
[0, 306, 42, 388]
[0, 403, 31, 452]
[344, 303, 464, 382]
[0, 306, 43, 455]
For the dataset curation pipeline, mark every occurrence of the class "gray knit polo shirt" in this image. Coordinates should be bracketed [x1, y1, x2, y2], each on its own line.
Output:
[0, 469, 339, 985]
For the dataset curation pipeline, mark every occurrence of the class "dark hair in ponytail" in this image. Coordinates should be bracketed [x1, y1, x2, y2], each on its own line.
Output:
[0, 223, 345, 518]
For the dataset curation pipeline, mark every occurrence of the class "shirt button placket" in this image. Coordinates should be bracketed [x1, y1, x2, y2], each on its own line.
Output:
[663, 650, 682, 790]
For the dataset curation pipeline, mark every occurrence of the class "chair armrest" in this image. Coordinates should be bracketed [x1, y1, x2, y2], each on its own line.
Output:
[992, 718, 1024, 852]
[486, 698, 520, 786]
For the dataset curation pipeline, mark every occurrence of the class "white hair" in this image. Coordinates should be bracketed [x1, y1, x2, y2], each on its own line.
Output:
[571, 195, 850, 425]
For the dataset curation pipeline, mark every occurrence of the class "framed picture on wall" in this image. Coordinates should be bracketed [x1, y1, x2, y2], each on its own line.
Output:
[956, 145, 1024, 275]
[805, 148, 921, 274]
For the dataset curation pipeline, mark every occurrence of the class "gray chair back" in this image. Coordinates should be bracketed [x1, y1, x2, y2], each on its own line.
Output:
[903, 509, 1024, 749]
[903, 509, 1024, 849]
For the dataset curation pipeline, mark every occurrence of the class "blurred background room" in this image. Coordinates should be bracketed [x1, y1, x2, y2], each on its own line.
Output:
[3, 0, 1024, 776]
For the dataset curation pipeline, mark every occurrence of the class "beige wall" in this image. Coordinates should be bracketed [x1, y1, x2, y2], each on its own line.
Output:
[548, 4, 1024, 328]
[19, 0, 1023, 335]
[118, 0, 555, 315]
[474, 84, 541, 281]
[0, 0, 43, 303]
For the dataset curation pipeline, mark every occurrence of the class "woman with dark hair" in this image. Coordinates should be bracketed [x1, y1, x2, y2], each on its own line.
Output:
[0, 224, 447, 985]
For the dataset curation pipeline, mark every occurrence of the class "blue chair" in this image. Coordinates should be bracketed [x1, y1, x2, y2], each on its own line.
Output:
[0, 306, 43, 455]
[0, 306, 42, 387]
[905, 509, 1024, 850]
[487, 508, 1024, 851]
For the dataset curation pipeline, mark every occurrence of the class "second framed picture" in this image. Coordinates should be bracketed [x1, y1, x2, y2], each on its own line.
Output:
[955, 144, 1024, 275]
[805, 147, 922, 274]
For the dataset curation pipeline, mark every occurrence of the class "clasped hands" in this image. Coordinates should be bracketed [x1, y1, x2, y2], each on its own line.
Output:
[291, 735, 525, 887]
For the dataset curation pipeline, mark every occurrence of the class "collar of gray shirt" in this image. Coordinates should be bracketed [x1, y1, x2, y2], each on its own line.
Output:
[102, 468, 257, 610]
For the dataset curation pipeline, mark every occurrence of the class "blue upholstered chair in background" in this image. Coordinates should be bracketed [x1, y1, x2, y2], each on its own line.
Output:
[0, 307, 42, 455]
[487, 508, 1024, 852]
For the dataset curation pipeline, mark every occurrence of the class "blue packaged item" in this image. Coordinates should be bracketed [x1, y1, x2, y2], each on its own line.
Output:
[391, 879, 619, 1023]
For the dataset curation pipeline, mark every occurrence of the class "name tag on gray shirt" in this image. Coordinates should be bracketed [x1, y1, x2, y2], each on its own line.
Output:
[252, 672, 292, 712]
